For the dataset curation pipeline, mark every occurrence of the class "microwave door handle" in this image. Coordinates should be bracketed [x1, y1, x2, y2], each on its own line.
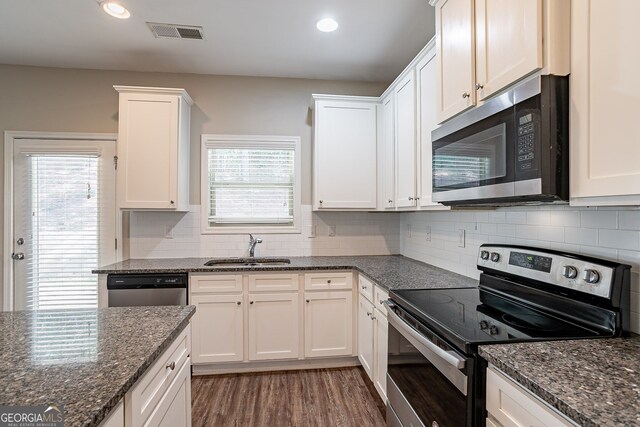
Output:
[384, 300, 466, 370]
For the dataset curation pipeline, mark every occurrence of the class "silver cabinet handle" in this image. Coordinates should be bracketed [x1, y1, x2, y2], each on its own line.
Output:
[408, 196, 414, 200]
[475, 83, 484, 90]
[366, 312, 371, 317]
[11, 253, 24, 260]
[166, 361, 176, 370]
[462, 92, 471, 99]
[388, 199, 392, 203]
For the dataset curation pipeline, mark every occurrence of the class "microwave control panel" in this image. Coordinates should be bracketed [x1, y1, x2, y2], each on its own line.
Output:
[516, 112, 537, 171]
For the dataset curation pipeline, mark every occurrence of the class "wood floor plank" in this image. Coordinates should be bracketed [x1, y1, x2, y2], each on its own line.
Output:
[191, 367, 386, 427]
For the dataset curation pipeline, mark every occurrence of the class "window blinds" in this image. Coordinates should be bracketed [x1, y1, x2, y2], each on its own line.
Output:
[207, 147, 295, 225]
[22, 155, 102, 310]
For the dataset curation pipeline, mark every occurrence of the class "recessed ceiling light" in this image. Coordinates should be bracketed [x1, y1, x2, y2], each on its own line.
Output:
[316, 18, 338, 33]
[101, 1, 131, 19]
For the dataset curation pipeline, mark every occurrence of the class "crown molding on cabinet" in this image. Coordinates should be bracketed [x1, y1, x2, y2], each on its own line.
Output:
[379, 36, 436, 100]
[113, 85, 194, 106]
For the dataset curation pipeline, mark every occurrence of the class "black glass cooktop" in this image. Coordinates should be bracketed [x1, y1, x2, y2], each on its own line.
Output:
[389, 287, 610, 353]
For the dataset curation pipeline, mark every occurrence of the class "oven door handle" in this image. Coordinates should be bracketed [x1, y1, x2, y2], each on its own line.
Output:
[384, 300, 466, 370]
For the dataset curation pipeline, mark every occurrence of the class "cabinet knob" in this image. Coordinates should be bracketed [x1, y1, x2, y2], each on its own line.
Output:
[319, 200, 323, 204]
[170, 200, 175, 205]
[250, 301, 254, 305]
[237, 301, 241, 305]
[366, 312, 371, 317]
[462, 92, 471, 99]
[327, 279, 332, 284]
[415, 197, 420, 201]
[475, 83, 484, 90]
[388, 199, 392, 203]
[408, 196, 414, 201]
[306, 299, 310, 303]
[361, 285, 366, 290]
[166, 361, 176, 370]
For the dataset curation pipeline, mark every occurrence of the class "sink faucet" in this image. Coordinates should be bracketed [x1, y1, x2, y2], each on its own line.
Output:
[248, 234, 262, 257]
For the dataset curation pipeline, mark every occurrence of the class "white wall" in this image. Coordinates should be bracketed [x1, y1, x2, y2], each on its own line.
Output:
[129, 205, 400, 258]
[400, 206, 640, 334]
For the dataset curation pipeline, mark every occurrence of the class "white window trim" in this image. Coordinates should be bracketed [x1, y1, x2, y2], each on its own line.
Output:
[200, 134, 302, 235]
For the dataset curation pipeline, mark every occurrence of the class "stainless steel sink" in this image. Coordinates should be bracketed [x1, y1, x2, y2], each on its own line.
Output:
[204, 258, 291, 267]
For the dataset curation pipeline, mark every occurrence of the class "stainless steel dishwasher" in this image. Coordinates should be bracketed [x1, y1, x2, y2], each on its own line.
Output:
[107, 274, 188, 307]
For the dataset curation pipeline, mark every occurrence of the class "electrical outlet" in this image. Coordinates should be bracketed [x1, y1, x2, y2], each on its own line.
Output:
[308, 224, 316, 238]
[425, 226, 431, 242]
[164, 225, 173, 239]
[457, 229, 465, 248]
[406, 223, 412, 238]
[328, 225, 336, 237]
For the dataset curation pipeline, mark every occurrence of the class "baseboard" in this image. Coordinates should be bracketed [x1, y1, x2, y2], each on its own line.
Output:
[191, 356, 361, 375]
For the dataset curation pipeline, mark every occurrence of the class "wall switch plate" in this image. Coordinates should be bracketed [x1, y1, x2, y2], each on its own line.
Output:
[457, 229, 465, 248]
[328, 225, 336, 237]
[425, 226, 431, 241]
[406, 223, 412, 238]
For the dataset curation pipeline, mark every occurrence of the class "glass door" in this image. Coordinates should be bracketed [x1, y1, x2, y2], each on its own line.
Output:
[11, 139, 116, 310]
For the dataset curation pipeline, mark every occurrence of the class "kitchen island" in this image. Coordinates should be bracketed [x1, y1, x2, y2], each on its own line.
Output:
[480, 336, 640, 427]
[0, 306, 195, 427]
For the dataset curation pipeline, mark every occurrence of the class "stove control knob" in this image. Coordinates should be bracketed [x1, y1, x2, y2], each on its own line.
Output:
[480, 250, 490, 260]
[479, 320, 489, 330]
[582, 269, 600, 284]
[562, 265, 578, 279]
[489, 325, 499, 335]
[490, 252, 500, 262]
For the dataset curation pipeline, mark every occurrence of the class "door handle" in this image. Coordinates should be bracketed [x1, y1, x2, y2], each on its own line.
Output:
[11, 253, 24, 260]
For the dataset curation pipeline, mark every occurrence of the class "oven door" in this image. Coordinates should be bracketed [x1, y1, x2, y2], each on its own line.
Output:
[385, 301, 473, 427]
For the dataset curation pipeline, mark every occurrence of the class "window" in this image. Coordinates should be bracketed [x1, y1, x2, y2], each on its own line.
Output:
[201, 135, 301, 234]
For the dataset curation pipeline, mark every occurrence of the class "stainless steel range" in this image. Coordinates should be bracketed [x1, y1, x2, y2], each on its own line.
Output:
[385, 244, 630, 427]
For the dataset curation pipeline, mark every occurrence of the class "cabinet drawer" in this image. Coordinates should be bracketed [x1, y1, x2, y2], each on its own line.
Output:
[126, 326, 191, 427]
[374, 286, 389, 317]
[304, 272, 352, 290]
[486, 366, 576, 427]
[358, 275, 374, 302]
[190, 274, 242, 294]
[248, 273, 299, 292]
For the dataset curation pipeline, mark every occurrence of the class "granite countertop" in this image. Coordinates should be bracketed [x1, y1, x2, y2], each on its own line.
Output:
[479, 337, 640, 427]
[93, 255, 479, 291]
[0, 306, 195, 427]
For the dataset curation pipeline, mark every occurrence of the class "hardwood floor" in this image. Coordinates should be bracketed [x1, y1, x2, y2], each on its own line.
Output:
[191, 367, 386, 427]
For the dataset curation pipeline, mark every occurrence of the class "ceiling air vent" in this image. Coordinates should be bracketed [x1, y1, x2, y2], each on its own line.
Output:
[147, 22, 204, 40]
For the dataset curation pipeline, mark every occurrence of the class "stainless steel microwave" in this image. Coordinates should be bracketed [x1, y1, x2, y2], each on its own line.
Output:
[431, 75, 569, 206]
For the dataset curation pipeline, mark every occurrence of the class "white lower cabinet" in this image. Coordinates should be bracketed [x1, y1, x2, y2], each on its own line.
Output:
[304, 290, 354, 358]
[358, 294, 375, 377]
[125, 326, 192, 427]
[100, 400, 124, 427]
[248, 292, 299, 360]
[486, 366, 576, 427]
[191, 293, 244, 363]
[357, 276, 389, 401]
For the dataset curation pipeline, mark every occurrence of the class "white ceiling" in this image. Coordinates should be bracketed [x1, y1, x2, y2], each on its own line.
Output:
[0, 0, 434, 82]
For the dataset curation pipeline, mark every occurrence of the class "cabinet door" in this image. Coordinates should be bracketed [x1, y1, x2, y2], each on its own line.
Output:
[248, 293, 299, 360]
[145, 359, 192, 427]
[475, 0, 542, 100]
[358, 294, 374, 379]
[416, 48, 447, 210]
[314, 100, 377, 209]
[381, 93, 396, 209]
[373, 311, 388, 402]
[304, 291, 353, 358]
[191, 294, 243, 363]
[436, 0, 476, 123]
[570, 0, 640, 205]
[395, 72, 417, 208]
[117, 93, 179, 209]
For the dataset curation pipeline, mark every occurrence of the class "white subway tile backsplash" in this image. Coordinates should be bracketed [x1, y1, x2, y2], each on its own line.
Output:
[400, 205, 640, 334]
[581, 211, 618, 229]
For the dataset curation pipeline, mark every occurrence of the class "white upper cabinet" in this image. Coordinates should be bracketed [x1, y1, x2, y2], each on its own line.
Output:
[416, 47, 447, 210]
[394, 71, 417, 208]
[475, 0, 543, 101]
[432, 0, 569, 123]
[435, 0, 476, 122]
[312, 95, 378, 210]
[570, 0, 640, 206]
[114, 86, 192, 211]
[379, 93, 396, 210]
